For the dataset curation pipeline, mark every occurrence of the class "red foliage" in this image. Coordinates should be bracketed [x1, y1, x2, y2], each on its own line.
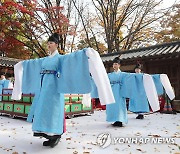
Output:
[0, 0, 72, 58]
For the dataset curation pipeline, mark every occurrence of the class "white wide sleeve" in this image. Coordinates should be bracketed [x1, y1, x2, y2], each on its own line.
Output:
[82, 93, 92, 107]
[11, 61, 23, 100]
[160, 74, 175, 100]
[86, 48, 115, 105]
[143, 74, 160, 112]
[8, 81, 13, 89]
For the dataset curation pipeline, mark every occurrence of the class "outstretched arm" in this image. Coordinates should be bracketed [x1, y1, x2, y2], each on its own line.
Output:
[86, 48, 115, 105]
[11, 61, 23, 100]
[12, 58, 44, 100]
[58, 48, 115, 105]
[160, 74, 175, 100]
[121, 72, 160, 112]
[143, 74, 159, 111]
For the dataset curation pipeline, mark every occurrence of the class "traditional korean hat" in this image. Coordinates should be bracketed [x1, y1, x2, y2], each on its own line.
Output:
[134, 63, 142, 70]
[48, 33, 60, 44]
[113, 57, 121, 64]
[0, 73, 5, 76]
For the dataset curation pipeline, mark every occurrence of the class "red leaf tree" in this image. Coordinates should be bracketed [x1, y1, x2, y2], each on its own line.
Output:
[0, 0, 74, 59]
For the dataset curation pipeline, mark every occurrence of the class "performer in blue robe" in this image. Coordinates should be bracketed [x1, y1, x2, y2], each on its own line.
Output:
[129, 67, 172, 119]
[128, 64, 150, 119]
[106, 58, 133, 127]
[106, 58, 142, 127]
[12, 33, 115, 148]
[106, 58, 160, 127]
[106, 58, 125, 127]
[0, 74, 11, 100]
[24, 33, 91, 147]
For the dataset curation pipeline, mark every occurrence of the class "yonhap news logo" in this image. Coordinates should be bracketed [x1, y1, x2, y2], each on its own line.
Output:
[97, 133, 176, 148]
[97, 133, 112, 148]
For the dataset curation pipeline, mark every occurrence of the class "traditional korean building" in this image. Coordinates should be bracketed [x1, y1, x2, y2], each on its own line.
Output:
[0, 41, 180, 99]
[0, 56, 20, 76]
[101, 41, 180, 99]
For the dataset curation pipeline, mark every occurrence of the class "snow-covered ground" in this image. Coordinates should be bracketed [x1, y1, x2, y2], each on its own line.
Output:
[0, 111, 179, 154]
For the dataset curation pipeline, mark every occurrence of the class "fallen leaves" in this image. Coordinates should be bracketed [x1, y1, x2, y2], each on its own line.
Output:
[0, 111, 179, 154]
[135, 132, 141, 136]
[115, 148, 119, 151]
[154, 147, 160, 152]
[87, 148, 92, 150]
[67, 147, 76, 150]
[136, 148, 142, 151]
[171, 134, 179, 138]
[2, 148, 13, 152]
[136, 148, 146, 153]
[148, 134, 161, 137]
[90, 142, 97, 146]
[83, 152, 90, 154]
[174, 132, 179, 136]
[86, 142, 97, 146]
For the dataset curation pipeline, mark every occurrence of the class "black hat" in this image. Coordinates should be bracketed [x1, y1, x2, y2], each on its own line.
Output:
[5, 73, 12, 78]
[0, 73, 5, 76]
[48, 33, 59, 44]
[113, 57, 121, 64]
[134, 64, 142, 70]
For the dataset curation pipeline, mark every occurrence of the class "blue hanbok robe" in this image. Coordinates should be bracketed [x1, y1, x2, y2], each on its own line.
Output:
[152, 74, 164, 95]
[128, 73, 150, 113]
[12, 48, 115, 135]
[106, 72, 153, 123]
[18, 49, 92, 135]
[0, 79, 10, 101]
[90, 78, 99, 98]
[106, 71, 128, 123]
[129, 74, 169, 113]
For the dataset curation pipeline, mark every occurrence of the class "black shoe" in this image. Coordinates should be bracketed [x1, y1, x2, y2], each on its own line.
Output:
[172, 110, 177, 114]
[112, 121, 123, 127]
[49, 137, 61, 148]
[34, 132, 61, 140]
[136, 114, 144, 119]
[34, 132, 48, 138]
[43, 139, 51, 146]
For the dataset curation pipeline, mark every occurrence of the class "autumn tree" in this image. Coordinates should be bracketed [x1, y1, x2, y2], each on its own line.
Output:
[154, 4, 180, 43]
[93, 0, 175, 52]
[0, 0, 74, 58]
[0, 0, 34, 59]
[77, 37, 107, 54]
[73, 0, 175, 53]
[71, 0, 108, 54]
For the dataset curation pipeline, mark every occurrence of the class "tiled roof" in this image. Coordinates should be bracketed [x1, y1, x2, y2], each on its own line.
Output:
[101, 41, 180, 62]
[0, 57, 21, 67]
